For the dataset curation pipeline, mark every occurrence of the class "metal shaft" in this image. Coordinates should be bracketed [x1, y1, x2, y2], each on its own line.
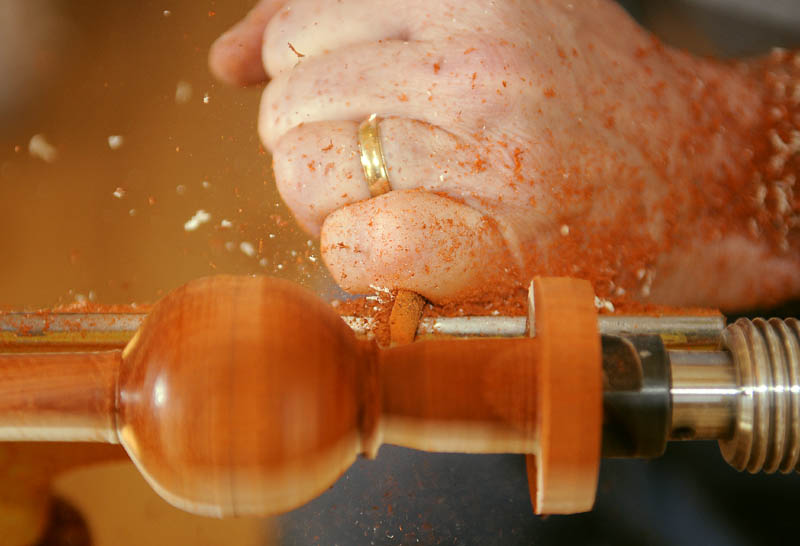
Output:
[1, 311, 725, 349]
[719, 318, 800, 474]
[668, 350, 737, 440]
[662, 318, 800, 475]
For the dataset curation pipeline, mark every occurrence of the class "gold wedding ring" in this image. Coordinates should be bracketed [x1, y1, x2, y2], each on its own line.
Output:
[357, 113, 426, 345]
[358, 114, 392, 197]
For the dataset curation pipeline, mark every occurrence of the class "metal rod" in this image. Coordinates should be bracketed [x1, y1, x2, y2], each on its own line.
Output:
[598, 316, 725, 347]
[0, 312, 144, 350]
[668, 350, 738, 441]
[1, 312, 725, 349]
[414, 315, 724, 346]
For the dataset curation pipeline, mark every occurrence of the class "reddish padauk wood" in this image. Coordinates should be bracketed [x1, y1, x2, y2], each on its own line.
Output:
[0, 276, 602, 516]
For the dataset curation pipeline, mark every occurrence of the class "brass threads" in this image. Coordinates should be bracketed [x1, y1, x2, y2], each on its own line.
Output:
[720, 318, 800, 473]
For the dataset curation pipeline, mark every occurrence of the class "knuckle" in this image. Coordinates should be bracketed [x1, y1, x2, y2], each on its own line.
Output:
[258, 77, 287, 149]
[438, 38, 527, 116]
[262, 5, 296, 75]
[273, 122, 366, 235]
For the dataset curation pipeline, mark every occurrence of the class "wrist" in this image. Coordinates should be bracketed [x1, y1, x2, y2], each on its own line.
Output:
[653, 50, 800, 308]
[634, 50, 800, 308]
[748, 48, 800, 253]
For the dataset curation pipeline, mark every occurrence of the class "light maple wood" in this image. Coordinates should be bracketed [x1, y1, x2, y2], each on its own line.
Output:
[0, 275, 603, 518]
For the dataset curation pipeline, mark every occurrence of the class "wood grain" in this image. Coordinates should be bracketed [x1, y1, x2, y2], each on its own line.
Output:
[0, 351, 119, 442]
[116, 276, 544, 516]
[0, 275, 602, 518]
[380, 338, 538, 454]
[526, 277, 602, 515]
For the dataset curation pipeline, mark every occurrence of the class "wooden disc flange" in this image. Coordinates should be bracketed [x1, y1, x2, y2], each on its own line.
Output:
[526, 277, 602, 514]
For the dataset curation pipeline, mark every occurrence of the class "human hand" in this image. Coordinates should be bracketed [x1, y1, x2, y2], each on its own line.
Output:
[210, 0, 800, 310]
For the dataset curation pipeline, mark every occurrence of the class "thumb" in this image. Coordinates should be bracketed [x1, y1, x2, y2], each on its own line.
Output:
[320, 189, 521, 304]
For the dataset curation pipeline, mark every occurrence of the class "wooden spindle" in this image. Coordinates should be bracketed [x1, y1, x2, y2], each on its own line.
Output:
[0, 275, 601, 517]
[0, 351, 119, 443]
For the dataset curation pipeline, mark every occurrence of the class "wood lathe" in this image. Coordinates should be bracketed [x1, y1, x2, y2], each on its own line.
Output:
[0, 276, 798, 517]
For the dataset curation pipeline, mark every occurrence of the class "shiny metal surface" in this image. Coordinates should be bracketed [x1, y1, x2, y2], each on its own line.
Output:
[0, 312, 145, 332]
[669, 350, 737, 440]
[720, 318, 800, 473]
[417, 315, 725, 346]
[773, 318, 800, 471]
[598, 315, 725, 347]
[1, 311, 724, 348]
[410, 314, 724, 345]
[0, 312, 144, 350]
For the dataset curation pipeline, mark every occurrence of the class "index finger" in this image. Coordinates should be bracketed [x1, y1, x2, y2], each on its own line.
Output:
[208, 0, 285, 86]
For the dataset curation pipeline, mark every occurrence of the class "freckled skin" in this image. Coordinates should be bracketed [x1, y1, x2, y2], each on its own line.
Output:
[210, 0, 800, 310]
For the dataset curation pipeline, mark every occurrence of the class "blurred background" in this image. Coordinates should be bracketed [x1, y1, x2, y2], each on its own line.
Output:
[0, 0, 799, 544]
[0, 0, 330, 311]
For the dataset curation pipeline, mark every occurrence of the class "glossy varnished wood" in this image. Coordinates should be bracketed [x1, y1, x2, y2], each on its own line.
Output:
[117, 276, 545, 517]
[117, 275, 373, 517]
[380, 338, 539, 454]
[527, 277, 602, 515]
[0, 275, 603, 518]
[0, 351, 119, 442]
